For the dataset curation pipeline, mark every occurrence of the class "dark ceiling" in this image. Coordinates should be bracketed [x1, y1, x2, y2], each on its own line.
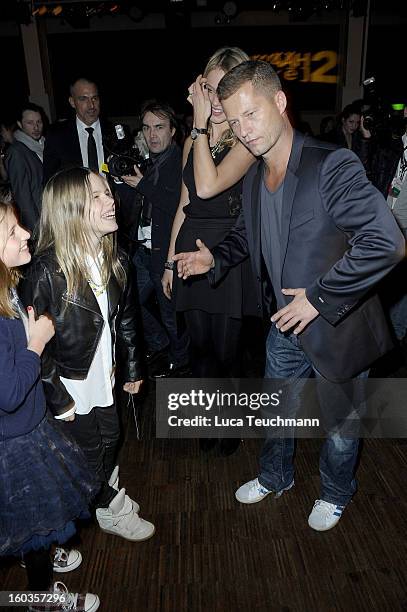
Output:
[0, 0, 402, 27]
[0, 0, 357, 25]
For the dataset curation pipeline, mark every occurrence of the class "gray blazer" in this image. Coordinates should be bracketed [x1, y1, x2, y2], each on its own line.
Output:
[5, 141, 43, 233]
[210, 131, 405, 381]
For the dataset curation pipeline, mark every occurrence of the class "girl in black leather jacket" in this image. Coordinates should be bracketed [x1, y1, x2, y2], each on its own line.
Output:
[21, 167, 155, 543]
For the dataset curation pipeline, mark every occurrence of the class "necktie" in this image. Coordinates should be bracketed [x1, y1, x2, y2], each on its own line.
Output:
[85, 127, 99, 172]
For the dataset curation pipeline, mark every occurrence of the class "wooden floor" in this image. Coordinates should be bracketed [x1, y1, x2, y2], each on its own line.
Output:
[2, 345, 407, 611]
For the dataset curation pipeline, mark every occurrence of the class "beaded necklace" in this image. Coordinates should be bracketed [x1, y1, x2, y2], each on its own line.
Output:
[87, 277, 107, 297]
[209, 126, 234, 159]
[86, 253, 106, 297]
[210, 136, 227, 159]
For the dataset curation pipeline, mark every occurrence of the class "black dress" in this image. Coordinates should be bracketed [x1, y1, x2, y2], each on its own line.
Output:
[175, 145, 255, 318]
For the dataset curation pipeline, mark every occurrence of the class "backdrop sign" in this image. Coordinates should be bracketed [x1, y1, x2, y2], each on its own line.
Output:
[48, 24, 341, 117]
[251, 51, 338, 84]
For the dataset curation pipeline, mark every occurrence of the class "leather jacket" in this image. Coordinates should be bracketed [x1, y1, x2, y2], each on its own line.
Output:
[20, 249, 142, 417]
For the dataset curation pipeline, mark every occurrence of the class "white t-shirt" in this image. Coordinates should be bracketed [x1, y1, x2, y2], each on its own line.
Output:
[59, 258, 114, 416]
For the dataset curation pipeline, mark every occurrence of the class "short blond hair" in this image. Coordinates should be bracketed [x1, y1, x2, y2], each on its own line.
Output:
[217, 60, 282, 102]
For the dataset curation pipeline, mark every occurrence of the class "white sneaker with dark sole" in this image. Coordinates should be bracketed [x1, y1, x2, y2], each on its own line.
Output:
[308, 499, 345, 531]
[21, 548, 82, 573]
[235, 477, 294, 504]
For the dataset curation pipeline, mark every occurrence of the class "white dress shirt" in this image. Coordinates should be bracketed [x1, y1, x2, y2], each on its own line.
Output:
[137, 220, 152, 249]
[76, 116, 104, 172]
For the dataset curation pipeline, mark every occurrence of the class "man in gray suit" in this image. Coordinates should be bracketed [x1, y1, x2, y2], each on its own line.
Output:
[174, 61, 405, 531]
[5, 103, 45, 233]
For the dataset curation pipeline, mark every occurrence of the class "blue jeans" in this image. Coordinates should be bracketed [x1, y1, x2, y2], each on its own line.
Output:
[259, 325, 366, 506]
[133, 247, 189, 366]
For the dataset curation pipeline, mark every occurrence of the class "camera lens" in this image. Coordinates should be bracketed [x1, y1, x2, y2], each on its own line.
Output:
[107, 155, 135, 177]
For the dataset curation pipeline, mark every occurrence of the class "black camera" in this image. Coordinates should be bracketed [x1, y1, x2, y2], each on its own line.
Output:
[362, 77, 406, 139]
[361, 77, 386, 132]
[105, 124, 149, 178]
[107, 151, 148, 177]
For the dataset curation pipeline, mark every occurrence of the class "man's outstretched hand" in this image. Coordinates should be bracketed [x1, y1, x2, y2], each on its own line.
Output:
[173, 239, 214, 279]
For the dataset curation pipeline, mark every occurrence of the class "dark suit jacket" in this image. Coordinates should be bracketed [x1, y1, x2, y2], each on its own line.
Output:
[136, 143, 182, 274]
[42, 117, 112, 184]
[210, 131, 405, 381]
[5, 141, 43, 233]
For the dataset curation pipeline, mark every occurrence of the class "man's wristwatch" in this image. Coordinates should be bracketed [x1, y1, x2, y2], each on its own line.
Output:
[164, 261, 175, 270]
[190, 127, 208, 140]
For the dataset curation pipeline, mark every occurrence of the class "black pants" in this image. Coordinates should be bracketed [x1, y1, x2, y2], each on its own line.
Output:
[184, 310, 242, 377]
[59, 403, 120, 508]
[24, 548, 53, 591]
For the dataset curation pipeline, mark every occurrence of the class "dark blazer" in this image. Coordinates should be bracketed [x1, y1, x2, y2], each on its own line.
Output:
[20, 249, 142, 417]
[136, 143, 182, 274]
[210, 131, 405, 381]
[42, 117, 112, 184]
[325, 127, 371, 172]
[5, 141, 43, 232]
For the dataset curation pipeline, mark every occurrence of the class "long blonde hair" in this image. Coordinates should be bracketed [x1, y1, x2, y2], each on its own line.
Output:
[37, 167, 125, 297]
[0, 195, 21, 318]
[203, 46, 250, 149]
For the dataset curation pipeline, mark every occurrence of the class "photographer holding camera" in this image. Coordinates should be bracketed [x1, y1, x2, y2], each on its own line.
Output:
[121, 101, 189, 378]
[325, 103, 372, 172]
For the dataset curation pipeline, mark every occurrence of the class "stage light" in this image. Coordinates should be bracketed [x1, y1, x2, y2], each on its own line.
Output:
[33, 5, 48, 16]
[214, 1, 239, 24]
[127, 5, 145, 22]
[223, 1, 238, 17]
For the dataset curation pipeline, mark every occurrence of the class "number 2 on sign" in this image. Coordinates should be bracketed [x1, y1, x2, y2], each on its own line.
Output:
[310, 51, 337, 84]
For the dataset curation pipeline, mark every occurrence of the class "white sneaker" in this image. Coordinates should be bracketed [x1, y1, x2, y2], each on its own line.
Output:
[21, 548, 82, 573]
[235, 477, 294, 504]
[308, 499, 345, 531]
[96, 488, 155, 542]
[28, 580, 99, 611]
[108, 466, 140, 513]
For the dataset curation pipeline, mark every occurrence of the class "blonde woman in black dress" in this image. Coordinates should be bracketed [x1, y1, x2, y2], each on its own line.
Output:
[162, 47, 256, 455]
